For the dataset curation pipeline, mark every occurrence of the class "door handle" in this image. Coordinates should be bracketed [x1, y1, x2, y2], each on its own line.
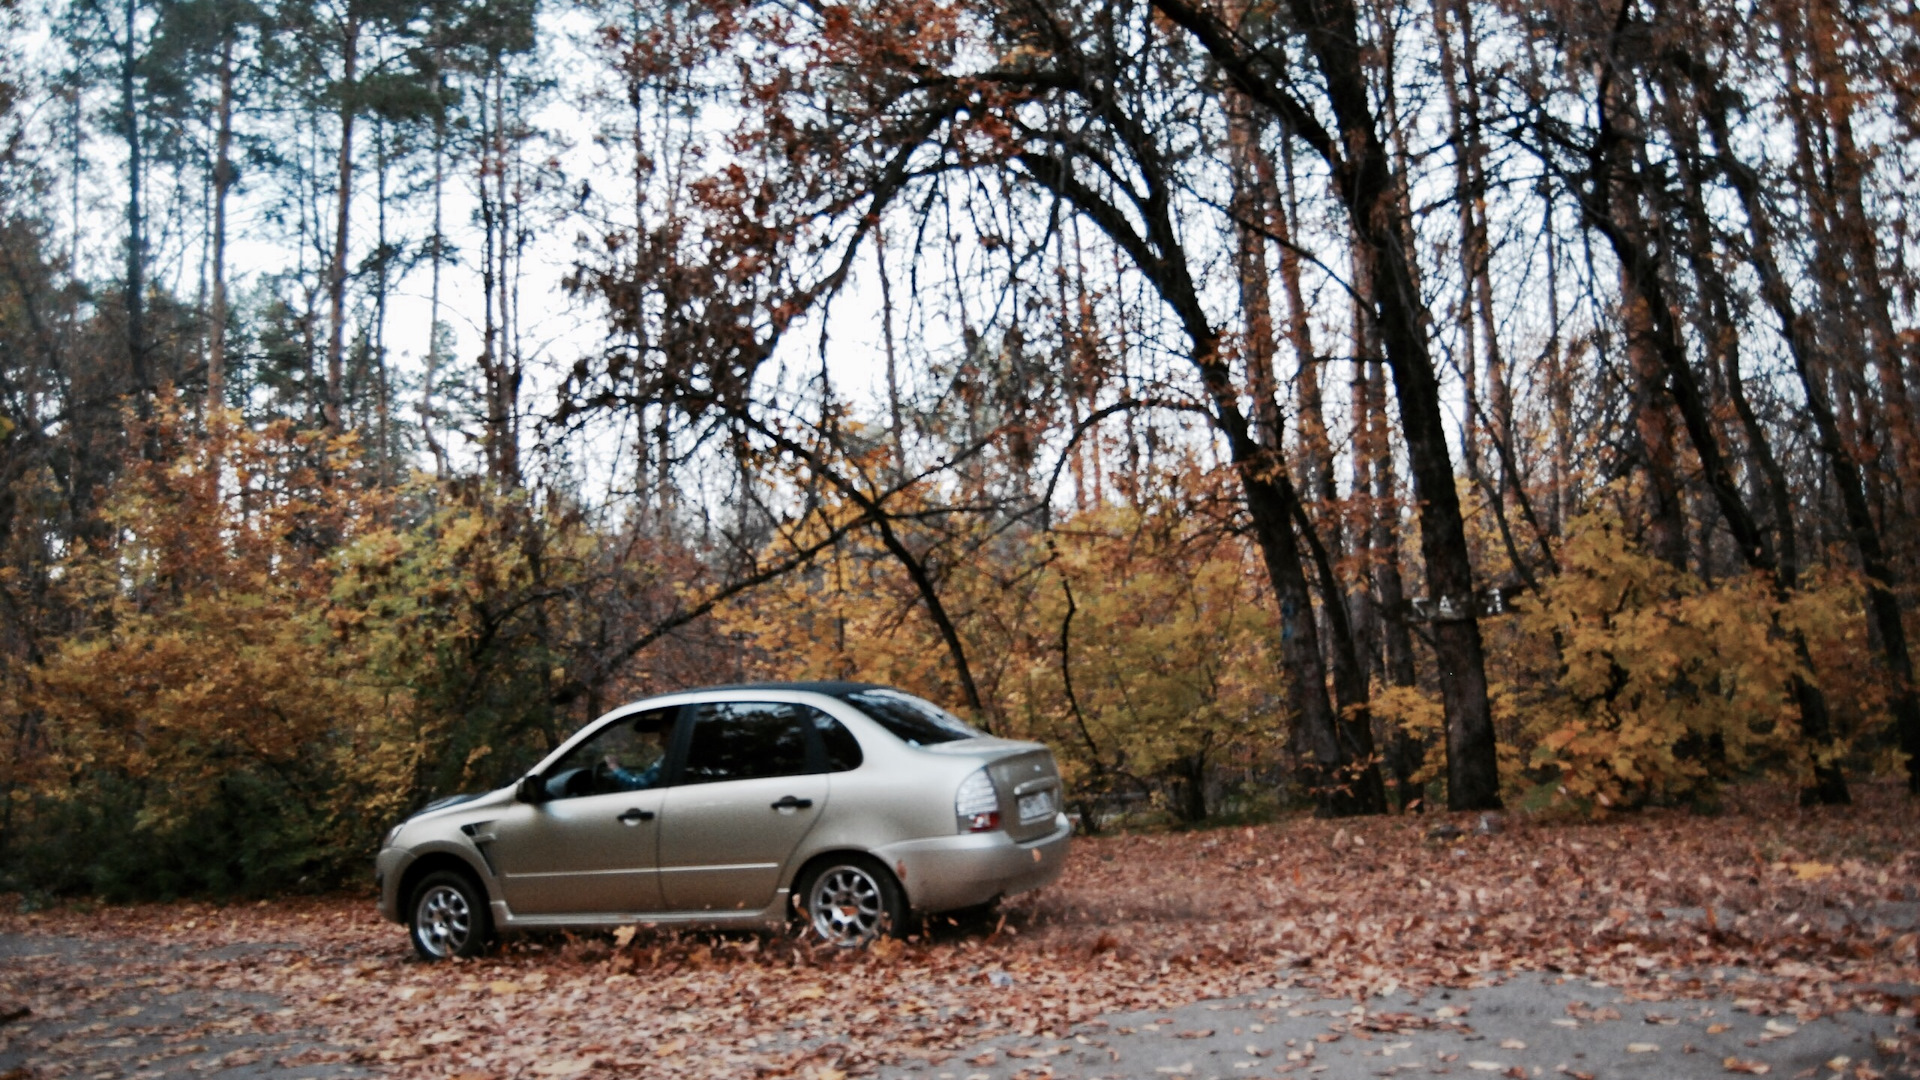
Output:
[770, 795, 813, 810]
[617, 807, 655, 825]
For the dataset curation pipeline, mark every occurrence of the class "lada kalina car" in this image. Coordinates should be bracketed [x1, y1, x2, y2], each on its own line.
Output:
[376, 682, 1071, 958]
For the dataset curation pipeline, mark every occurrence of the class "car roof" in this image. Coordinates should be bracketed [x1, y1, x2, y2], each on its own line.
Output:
[688, 680, 891, 698]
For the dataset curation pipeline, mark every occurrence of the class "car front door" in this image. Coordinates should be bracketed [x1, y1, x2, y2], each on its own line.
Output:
[482, 707, 677, 917]
[656, 701, 829, 913]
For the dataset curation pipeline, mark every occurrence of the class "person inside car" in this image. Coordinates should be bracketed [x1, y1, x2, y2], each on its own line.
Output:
[600, 720, 671, 790]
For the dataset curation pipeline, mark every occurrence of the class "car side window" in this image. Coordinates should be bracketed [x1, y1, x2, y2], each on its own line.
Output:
[813, 712, 862, 771]
[545, 707, 677, 799]
[680, 702, 816, 784]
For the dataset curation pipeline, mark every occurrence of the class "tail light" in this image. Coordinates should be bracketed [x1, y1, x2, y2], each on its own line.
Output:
[955, 768, 1000, 832]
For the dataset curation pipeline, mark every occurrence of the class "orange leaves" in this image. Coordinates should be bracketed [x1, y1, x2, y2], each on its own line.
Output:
[4, 786, 1919, 1077]
[26, 401, 402, 851]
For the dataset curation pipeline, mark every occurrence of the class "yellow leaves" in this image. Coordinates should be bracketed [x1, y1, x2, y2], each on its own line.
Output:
[1507, 500, 1821, 809]
[715, 462, 1289, 807]
[1536, 726, 1579, 753]
[22, 399, 440, 875]
[996, 43, 1052, 68]
[1373, 685, 1444, 741]
[1789, 861, 1837, 882]
[32, 573, 391, 831]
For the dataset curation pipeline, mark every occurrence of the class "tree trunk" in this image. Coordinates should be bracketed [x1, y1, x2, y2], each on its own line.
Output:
[1320, 35, 1501, 810]
[1369, 359, 1425, 807]
[373, 112, 392, 482]
[1656, 78, 1797, 585]
[208, 26, 235, 412]
[1573, 47, 1850, 804]
[1267, 138, 1324, 500]
[1680, 53, 1920, 797]
[1153, 0, 1504, 810]
[324, 12, 359, 430]
[1624, 280, 1689, 570]
[877, 228, 907, 479]
[479, 64, 522, 490]
[1226, 106, 1284, 450]
[422, 75, 448, 475]
[1018, 139, 1384, 814]
[1805, 0, 1920, 528]
[121, 0, 148, 409]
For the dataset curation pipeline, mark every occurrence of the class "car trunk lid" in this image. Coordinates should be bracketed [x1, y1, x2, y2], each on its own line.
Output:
[922, 738, 1064, 842]
[989, 750, 1063, 841]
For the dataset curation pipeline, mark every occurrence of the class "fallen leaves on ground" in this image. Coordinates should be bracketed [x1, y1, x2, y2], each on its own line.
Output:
[2, 783, 1917, 1078]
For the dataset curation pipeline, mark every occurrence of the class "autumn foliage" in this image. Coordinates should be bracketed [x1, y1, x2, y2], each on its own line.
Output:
[0, 395, 1910, 898]
[6, 0, 1920, 898]
[1504, 507, 1868, 810]
[9, 403, 713, 895]
[20, 406, 392, 893]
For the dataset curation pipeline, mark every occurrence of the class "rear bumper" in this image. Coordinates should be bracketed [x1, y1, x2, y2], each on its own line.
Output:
[875, 815, 1071, 913]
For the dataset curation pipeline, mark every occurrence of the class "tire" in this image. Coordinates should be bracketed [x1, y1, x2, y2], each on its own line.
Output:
[794, 855, 905, 947]
[408, 869, 492, 960]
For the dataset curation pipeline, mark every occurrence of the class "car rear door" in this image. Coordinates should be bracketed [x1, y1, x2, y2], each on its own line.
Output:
[656, 701, 829, 913]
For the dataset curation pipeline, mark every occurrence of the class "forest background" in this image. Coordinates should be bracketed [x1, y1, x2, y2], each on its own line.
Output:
[1, 0, 1918, 899]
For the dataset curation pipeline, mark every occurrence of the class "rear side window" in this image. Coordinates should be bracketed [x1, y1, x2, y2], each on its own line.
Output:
[813, 712, 863, 771]
[681, 702, 812, 783]
[843, 688, 982, 747]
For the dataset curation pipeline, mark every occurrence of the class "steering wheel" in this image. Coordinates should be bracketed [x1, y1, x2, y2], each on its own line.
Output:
[545, 766, 594, 799]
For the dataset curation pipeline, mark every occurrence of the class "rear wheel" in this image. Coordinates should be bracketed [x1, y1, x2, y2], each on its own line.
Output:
[795, 856, 904, 946]
[408, 870, 492, 960]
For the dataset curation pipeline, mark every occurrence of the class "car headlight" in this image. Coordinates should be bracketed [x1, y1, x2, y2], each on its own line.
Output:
[955, 768, 1001, 832]
[383, 823, 404, 849]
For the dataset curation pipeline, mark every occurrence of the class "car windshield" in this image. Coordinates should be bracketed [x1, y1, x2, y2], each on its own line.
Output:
[842, 688, 983, 746]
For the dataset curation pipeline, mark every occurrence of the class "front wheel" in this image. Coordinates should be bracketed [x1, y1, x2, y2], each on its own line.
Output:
[795, 856, 905, 946]
[408, 870, 492, 960]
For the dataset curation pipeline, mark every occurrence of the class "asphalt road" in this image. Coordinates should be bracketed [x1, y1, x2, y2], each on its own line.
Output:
[878, 971, 1912, 1080]
[0, 933, 370, 1080]
[3, 930, 1912, 1080]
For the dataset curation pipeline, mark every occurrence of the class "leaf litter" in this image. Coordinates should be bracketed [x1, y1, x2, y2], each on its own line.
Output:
[1, 783, 1916, 1078]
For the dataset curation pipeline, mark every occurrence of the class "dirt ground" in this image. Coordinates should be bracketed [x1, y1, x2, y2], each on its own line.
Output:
[2, 783, 1916, 1079]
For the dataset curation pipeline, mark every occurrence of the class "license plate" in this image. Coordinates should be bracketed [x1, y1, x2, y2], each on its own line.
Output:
[1017, 789, 1055, 823]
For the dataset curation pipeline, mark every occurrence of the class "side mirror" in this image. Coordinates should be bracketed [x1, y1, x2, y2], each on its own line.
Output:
[516, 775, 547, 804]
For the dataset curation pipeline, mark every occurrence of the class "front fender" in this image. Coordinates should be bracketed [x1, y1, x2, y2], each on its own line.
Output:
[378, 838, 497, 923]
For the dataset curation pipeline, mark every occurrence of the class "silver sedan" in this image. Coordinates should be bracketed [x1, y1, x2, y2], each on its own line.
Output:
[376, 682, 1071, 958]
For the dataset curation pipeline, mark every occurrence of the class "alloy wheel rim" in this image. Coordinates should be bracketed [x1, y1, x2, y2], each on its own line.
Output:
[809, 866, 885, 945]
[415, 884, 472, 958]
